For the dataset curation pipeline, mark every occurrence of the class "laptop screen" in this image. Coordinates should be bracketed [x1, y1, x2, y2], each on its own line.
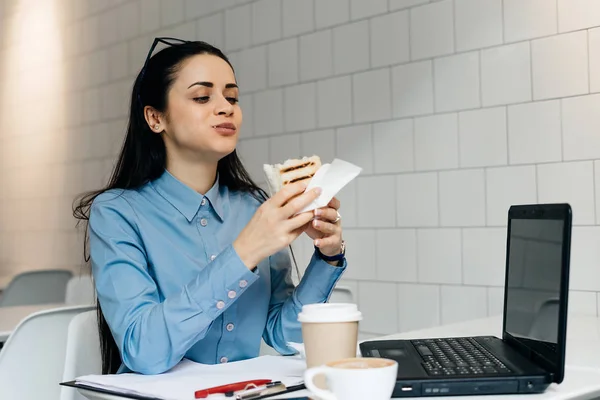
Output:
[503, 204, 571, 383]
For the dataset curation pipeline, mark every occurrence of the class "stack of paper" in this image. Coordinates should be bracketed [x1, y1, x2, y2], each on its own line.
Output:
[73, 355, 309, 399]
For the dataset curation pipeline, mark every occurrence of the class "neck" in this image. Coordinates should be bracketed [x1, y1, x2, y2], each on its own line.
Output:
[166, 156, 218, 195]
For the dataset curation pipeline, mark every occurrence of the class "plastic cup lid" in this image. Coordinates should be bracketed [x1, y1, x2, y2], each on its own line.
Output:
[297, 303, 363, 323]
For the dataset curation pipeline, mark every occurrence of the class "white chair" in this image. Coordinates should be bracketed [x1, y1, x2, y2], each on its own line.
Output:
[0, 269, 73, 307]
[529, 298, 560, 343]
[329, 285, 355, 304]
[60, 310, 102, 400]
[65, 274, 95, 305]
[258, 286, 356, 357]
[0, 305, 94, 400]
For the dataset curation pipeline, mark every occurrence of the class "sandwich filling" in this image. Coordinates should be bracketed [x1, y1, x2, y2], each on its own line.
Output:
[263, 156, 322, 194]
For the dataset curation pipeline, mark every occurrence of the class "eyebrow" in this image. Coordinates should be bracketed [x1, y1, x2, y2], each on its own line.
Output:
[187, 81, 239, 89]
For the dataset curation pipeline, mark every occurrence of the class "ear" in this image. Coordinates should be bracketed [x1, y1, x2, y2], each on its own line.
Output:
[144, 106, 164, 133]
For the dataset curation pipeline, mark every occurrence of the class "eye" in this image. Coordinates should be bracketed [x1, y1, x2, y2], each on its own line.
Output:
[226, 97, 239, 104]
[193, 96, 210, 104]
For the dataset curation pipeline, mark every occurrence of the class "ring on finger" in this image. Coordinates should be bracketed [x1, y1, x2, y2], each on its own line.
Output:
[332, 211, 341, 224]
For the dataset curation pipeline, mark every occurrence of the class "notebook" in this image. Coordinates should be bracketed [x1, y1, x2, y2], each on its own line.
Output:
[61, 355, 310, 400]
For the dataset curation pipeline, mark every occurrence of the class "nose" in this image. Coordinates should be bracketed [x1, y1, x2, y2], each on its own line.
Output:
[215, 94, 234, 116]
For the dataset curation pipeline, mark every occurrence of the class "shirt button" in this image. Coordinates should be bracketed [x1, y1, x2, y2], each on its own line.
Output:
[210, 254, 217, 261]
[226, 323, 234, 332]
[220, 357, 228, 363]
[228, 290, 237, 299]
[201, 198, 207, 206]
[239, 280, 248, 288]
[200, 218, 208, 227]
[216, 300, 225, 309]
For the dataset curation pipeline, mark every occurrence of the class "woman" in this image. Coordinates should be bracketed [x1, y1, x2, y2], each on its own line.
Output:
[73, 38, 347, 375]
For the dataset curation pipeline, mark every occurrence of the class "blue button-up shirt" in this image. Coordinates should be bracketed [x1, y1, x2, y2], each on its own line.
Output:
[89, 170, 346, 374]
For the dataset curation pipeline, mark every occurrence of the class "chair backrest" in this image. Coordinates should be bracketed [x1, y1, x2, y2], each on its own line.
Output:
[0, 305, 94, 400]
[329, 285, 355, 304]
[0, 269, 73, 307]
[258, 286, 357, 357]
[60, 310, 102, 400]
[65, 275, 95, 305]
[529, 298, 560, 342]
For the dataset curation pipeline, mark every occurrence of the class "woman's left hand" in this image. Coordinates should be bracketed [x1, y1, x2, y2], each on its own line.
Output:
[304, 197, 343, 257]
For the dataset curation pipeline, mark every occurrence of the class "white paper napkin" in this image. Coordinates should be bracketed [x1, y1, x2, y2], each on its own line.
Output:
[297, 158, 362, 214]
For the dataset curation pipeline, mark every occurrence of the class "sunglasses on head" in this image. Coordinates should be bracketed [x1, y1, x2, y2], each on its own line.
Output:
[140, 37, 190, 78]
[137, 37, 191, 105]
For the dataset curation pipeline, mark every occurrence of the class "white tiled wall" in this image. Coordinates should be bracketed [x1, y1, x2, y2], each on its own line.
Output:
[1, 0, 599, 337]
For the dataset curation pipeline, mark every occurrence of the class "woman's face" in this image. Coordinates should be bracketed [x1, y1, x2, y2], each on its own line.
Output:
[160, 54, 242, 163]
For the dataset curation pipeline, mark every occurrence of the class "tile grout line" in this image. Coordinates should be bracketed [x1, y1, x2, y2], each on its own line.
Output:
[438, 285, 443, 326]
[483, 166, 488, 227]
[593, 161, 598, 225]
[407, 7, 413, 61]
[367, 16, 373, 69]
[279, 0, 284, 42]
[436, 171, 442, 230]
[560, 99, 565, 162]
[535, 163, 540, 203]
[456, 112, 462, 169]
[312, 0, 317, 32]
[500, 0, 505, 44]
[505, 106, 510, 166]
[221, 8, 226, 51]
[460, 228, 465, 285]
[529, 40, 535, 101]
[389, 64, 397, 123]
[555, 0, 559, 34]
[588, 29, 592, 94]
[431, 60, 437, 114]
[478, 50, 483, 107]
[411, 118, 417, 172]
[451, 0, 457, 53]
[329, 26, 335, 78]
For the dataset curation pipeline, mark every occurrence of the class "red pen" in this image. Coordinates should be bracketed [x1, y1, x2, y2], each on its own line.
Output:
[194, 379, 272, 398]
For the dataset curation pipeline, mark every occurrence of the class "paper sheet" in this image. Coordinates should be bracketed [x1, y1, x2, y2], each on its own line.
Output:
[74, 356, 309, 400]
[298, 158, 362, 214]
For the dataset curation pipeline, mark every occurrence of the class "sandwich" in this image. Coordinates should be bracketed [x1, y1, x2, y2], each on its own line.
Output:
[263, 155, 322, 195]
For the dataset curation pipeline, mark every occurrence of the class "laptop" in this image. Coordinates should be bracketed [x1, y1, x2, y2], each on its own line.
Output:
[360, 203, 572, 397]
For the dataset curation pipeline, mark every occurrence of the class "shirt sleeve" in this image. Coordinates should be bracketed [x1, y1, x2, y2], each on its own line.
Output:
[89, 194, 259, 375]
[261, 247, 347, 354]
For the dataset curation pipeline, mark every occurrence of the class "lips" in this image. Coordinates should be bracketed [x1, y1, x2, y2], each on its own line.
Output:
[212, 122, 237, 136]
[213, 122, 236, 130]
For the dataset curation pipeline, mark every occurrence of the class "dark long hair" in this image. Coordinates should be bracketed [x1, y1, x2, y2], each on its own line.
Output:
[73, 40, 268, 374]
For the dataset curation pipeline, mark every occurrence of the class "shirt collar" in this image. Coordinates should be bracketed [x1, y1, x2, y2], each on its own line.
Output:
[151, 170, 227, 222]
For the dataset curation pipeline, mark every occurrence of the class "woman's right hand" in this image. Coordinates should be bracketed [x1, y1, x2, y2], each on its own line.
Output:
[233, 181, 322, 269]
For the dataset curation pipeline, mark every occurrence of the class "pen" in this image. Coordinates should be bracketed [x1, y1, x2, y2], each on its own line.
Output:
[243, 382, 306, 400]
[228, 381, 284, 399]
[194, 379, 272, 398]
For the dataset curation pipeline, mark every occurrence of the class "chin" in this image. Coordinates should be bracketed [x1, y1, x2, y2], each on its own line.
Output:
[212, 143, 238, 160]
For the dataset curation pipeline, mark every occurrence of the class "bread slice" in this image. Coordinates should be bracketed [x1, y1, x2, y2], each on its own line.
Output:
[263, 155, 322, 194]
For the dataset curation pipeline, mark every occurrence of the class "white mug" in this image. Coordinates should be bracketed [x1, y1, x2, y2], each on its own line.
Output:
[304, 357, 398, 400]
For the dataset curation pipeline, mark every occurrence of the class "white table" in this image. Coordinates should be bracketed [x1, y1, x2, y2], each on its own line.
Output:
[376, 314, 600, 371]
[77, 314, 600, 400]
[0, 303, 65, 342]
[371, 314, 600, 399]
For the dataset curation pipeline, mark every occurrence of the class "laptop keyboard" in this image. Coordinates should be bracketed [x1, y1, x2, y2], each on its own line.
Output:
[411, 338, 513, 376]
